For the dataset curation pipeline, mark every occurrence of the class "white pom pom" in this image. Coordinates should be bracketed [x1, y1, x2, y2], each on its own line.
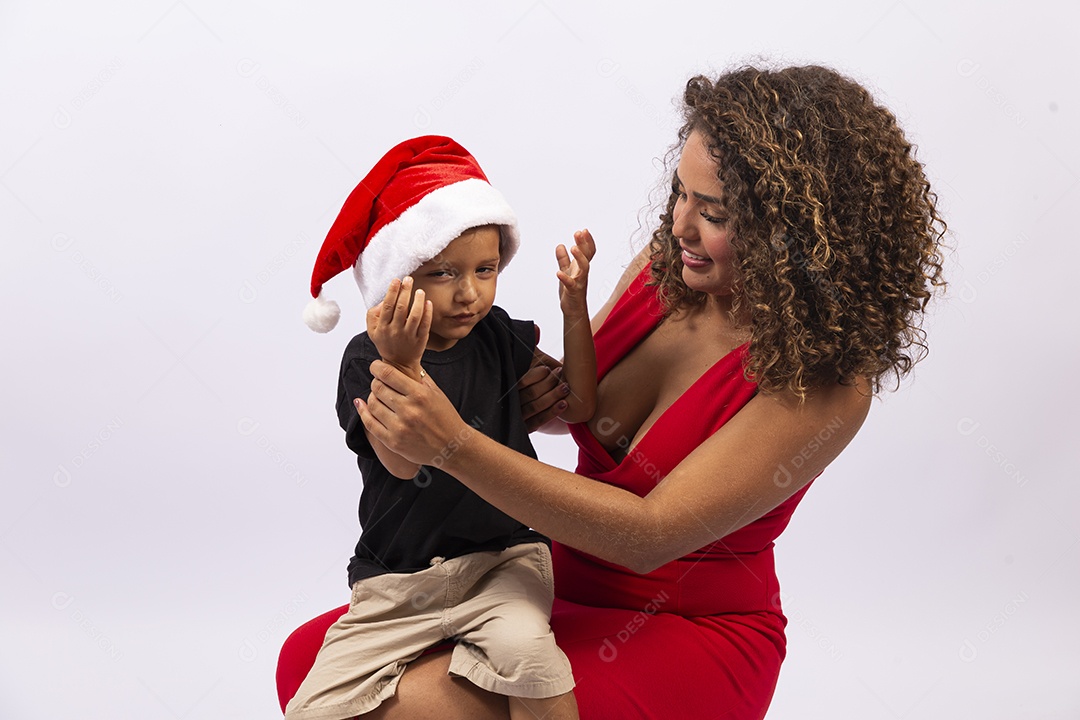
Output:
[303, 293, 341, 333]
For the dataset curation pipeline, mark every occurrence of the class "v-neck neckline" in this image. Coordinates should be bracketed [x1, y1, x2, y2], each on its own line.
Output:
[582, 333, 749, 472]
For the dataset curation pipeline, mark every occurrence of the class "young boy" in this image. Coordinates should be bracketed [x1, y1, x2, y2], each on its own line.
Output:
[288, 135, 595, 720]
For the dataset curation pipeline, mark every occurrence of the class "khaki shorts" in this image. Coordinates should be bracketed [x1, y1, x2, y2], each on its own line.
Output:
[284, 541, 574, 720]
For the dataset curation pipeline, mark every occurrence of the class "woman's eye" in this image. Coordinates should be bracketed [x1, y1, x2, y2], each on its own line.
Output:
[700, 211, 727, 224]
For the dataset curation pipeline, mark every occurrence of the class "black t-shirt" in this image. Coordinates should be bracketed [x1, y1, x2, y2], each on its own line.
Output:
[336, 305, 548, 585]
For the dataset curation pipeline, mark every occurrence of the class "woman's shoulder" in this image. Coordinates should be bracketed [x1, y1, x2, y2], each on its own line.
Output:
[590, 245, 654, 333]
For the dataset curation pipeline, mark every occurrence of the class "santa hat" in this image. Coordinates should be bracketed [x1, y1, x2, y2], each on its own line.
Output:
[303, 135, 520, 333]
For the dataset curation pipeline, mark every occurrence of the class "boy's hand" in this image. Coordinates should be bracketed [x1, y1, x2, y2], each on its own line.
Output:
[366, 277, 431, 380]
[556, 229, 596, 319]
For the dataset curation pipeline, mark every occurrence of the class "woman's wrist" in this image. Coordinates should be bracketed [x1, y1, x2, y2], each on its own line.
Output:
[434, 418, 485, 476]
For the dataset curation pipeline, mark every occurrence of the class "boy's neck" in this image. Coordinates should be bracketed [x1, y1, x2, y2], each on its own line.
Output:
[425, 337, 460, 352]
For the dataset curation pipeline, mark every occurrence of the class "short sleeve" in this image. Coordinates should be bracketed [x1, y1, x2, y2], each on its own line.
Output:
[509, 317, 537, 381]
[486, 306, 536, 382]
[336, 334, 379, 459]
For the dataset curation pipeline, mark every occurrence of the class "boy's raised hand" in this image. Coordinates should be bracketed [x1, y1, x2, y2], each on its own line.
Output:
[366, 277, 432, 381]
[556, 229, 596, 318]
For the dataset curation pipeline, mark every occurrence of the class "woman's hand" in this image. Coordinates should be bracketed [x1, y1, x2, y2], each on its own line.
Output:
[520, 331, 571, 433]
[355, 359, 473, 466]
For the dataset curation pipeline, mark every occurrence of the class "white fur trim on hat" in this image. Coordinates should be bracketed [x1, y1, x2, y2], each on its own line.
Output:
[353, 178, 520, 309]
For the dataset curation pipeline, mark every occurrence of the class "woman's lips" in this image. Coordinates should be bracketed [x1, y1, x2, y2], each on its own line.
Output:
[681, 248, 712, 268]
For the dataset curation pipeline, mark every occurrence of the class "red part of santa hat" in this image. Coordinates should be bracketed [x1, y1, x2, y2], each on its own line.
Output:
[304, 135, 520, 332]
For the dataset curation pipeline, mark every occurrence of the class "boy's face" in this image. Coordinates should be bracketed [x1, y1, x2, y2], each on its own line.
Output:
[411, 225, 500, 351]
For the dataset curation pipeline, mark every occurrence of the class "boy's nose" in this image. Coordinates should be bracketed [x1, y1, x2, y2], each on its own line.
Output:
[456, 277, 479, 303]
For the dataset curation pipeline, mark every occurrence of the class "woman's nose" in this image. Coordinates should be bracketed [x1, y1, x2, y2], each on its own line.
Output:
[672, 200, 694, 241]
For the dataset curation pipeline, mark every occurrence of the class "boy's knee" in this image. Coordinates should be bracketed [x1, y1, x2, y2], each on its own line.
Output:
[475, 613, 558, 662]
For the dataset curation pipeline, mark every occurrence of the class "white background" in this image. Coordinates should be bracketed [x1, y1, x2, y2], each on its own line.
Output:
[2, 1, 1077, 718]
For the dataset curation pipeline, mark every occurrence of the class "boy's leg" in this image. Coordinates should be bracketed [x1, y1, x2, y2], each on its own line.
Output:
[362, 651, 510, 720]
[285, 567, 451, 719]
[446, 544, 576, 707]
[508, 693, 579, 720]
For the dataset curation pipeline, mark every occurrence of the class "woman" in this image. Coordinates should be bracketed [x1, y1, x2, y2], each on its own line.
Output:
[277, 64, 946, 719]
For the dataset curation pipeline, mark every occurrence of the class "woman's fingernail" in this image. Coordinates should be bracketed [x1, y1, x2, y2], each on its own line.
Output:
[560, 384, 570, 395]
[354, 399, 361, 408]
[557, 401, 568, 411]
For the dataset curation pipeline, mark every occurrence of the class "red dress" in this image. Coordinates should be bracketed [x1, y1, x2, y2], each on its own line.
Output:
[276, 265, 812, 718]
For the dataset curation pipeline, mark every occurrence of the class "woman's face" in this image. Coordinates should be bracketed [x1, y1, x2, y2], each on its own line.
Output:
[671, 130, 737, 298]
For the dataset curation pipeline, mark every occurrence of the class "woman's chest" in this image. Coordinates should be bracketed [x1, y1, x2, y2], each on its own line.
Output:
[587, 310, 746, 461]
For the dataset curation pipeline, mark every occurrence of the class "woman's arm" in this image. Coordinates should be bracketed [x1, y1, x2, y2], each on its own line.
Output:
[358, 362, 871, 574]
[590, 243, 652, 333]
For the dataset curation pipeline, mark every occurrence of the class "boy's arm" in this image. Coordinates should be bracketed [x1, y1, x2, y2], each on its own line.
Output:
[369, 431, 423, 480]
[341, 356, 422, 480]
[366, 277, 430, 382]
[555, 229, 598, 424]
[364, 277, 432, 478]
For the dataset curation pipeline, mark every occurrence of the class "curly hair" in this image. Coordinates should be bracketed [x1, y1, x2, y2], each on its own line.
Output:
[648, 65, 947, 398]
